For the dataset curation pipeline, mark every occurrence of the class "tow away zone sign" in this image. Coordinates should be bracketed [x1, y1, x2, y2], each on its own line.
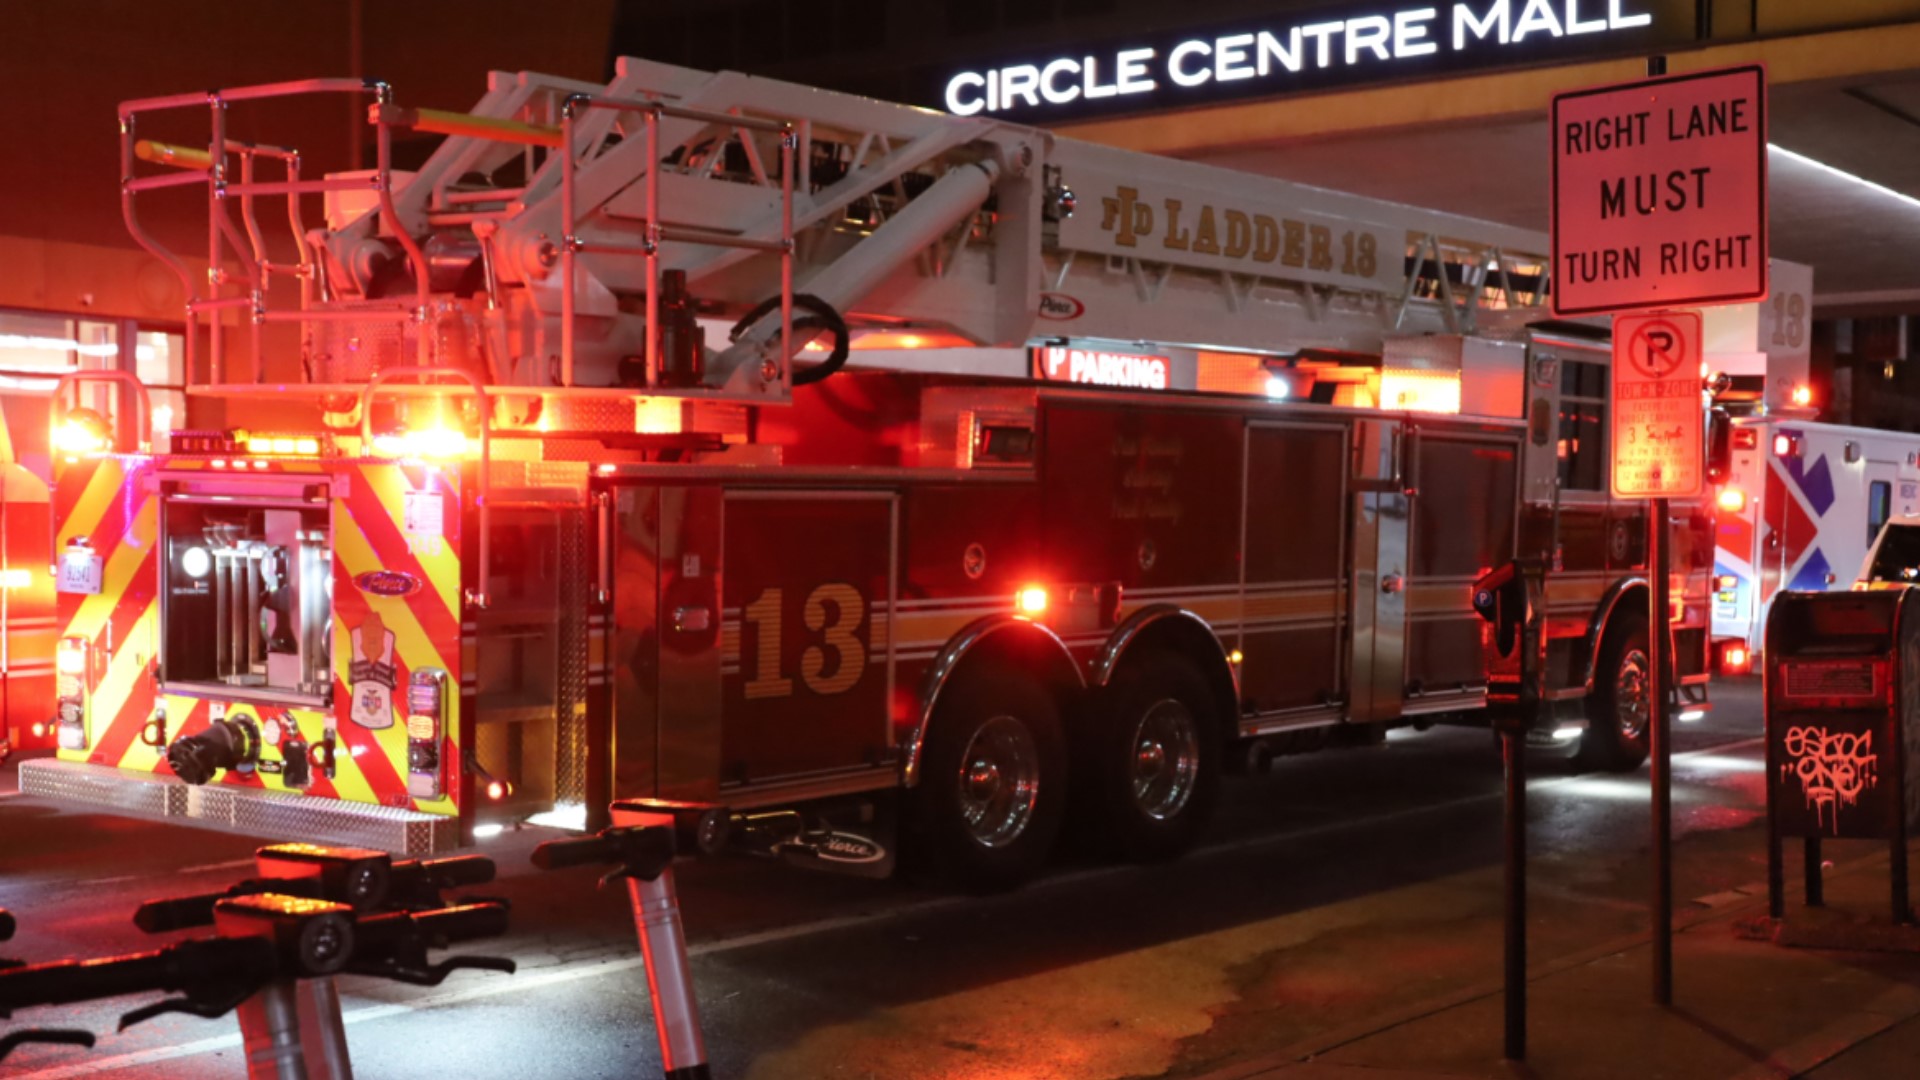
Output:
[1551, 65, 1767, 316]
[1611, 310, 1702, 499]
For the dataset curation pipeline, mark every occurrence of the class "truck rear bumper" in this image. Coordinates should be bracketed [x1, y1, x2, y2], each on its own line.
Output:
[16, 758, 457, 855]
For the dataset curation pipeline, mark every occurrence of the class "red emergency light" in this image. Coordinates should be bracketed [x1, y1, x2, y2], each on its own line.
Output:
[1016, 585, 1048, 616]
[1718, 641, 1752, 675]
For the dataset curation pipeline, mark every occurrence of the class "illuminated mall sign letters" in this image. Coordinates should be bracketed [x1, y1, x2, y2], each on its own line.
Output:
[944, 1, 1660, 117]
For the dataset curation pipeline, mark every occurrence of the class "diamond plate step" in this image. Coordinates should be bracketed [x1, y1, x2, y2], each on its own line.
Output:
[17, 759, 458, 855]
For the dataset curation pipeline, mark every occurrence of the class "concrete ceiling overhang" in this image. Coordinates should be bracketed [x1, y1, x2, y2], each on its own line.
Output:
[1059, 22, 1920, 314]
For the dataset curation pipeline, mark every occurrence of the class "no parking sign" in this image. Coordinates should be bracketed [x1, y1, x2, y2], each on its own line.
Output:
[1610, 310, 1703, 499]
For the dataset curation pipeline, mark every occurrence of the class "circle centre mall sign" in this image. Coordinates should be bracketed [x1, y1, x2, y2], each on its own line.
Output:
[940, 1, 1680, 121]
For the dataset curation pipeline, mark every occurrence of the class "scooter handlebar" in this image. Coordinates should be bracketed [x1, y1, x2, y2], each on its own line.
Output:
[354, 901, 510, 953]
[137, 854, 495, 934]
[0, 937, 276, 1014]
[530, 832, 627, 870]
[133, 879, 321, 934]
[409, 855, 496, 889]
[413, 902, 511, 943]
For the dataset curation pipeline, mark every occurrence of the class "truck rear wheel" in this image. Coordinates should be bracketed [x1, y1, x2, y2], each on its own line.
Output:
[1084, 655, 1220, 862]
[910, 663, 1067, 892]
[1578, 614, 1652, 772]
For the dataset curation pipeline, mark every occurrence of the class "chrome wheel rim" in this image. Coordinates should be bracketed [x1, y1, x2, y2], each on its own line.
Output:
[1615, 648, 1651, 740]
[956, 715, 1039, 848]
[1130, 698, 1200, 820]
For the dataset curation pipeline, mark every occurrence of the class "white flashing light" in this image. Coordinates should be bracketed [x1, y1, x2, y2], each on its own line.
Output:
[181, 546, 212, 580]
[526, 806, 590, 831]
[1551, 724, 1584, 742]
[1265, 376, 1291, 399]
[1679, 709, 1706, 723]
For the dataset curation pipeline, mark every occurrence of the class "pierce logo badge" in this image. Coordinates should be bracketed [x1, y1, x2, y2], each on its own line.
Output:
[354, 570, 422, 597]
[1038, 292, 1085, 320]
[814, 831, 887, 865]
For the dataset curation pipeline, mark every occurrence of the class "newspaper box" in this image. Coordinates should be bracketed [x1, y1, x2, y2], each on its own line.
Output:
[1764, 589, 1920, 920]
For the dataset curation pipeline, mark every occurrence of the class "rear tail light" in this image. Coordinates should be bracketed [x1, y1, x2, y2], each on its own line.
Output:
[1718, 641, 1751, 675]
[406, 667, 449, 800]
[54, 636, 90, 750]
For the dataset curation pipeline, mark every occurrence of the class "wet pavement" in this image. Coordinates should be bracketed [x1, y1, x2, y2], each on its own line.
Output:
[0, 679, 1814, 1079]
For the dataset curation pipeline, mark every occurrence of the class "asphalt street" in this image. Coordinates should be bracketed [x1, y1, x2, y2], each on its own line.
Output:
[0, 680, 1775, 1079]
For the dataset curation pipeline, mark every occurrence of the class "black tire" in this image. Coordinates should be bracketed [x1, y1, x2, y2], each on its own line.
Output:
[909, 663, 1068, 892]
[1578, 614, 1652, 772]
[1082, 655, 1221, 862]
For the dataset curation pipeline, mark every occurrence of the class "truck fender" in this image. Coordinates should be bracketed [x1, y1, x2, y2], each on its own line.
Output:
[1580, 576, 1649, 692]
[1090, 604, 1238, 737]
[903, 614, 1082, 788]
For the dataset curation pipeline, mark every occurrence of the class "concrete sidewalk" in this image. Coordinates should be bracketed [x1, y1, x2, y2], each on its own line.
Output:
[1204, 843, 1920, 1080]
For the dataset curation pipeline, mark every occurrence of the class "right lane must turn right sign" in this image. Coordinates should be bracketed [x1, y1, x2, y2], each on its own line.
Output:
[1551, 65, 1768, 317]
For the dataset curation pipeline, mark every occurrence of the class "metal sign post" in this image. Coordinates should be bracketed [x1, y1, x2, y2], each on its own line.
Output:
[1474, 559, 1546, 1060]
[1648, 495, 1673, 1005]
[1610, 309, 1701, 1006]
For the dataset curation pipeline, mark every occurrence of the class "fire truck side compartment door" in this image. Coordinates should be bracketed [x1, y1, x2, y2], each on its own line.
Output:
[606, 484, 664, 802]
[720, 491, 896, 788]
[1407, 431, 1521, 700]
[1350, 418, 1410, 724]
[1240, 422, 1348, 718]
[655, 487, 723, 800]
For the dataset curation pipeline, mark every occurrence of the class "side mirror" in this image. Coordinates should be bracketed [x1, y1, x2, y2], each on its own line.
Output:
[1705, 407, 1732, 485]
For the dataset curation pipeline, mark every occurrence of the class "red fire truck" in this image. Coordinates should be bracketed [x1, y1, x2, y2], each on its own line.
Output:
[0, 384, 58, 763]
[21, 61, 1711, 888]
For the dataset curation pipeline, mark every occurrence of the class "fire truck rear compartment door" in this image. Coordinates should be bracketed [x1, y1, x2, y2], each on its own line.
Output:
[721, 491, 897, 788]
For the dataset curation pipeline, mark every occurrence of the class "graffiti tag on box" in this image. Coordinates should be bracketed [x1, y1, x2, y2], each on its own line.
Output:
[1782, 725, 1878, 835]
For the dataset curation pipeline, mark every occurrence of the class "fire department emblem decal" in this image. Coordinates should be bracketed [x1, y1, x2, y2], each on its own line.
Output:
[349, 611, 399, 730]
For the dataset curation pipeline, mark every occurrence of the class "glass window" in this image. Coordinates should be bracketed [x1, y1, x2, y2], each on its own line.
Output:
[0, 310, 118, 388]
[0, 311, 121, 478]
[1870, 480, 1893, 548]
[137, 329, 187, 436]
[1556, 358, 1608, 491]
